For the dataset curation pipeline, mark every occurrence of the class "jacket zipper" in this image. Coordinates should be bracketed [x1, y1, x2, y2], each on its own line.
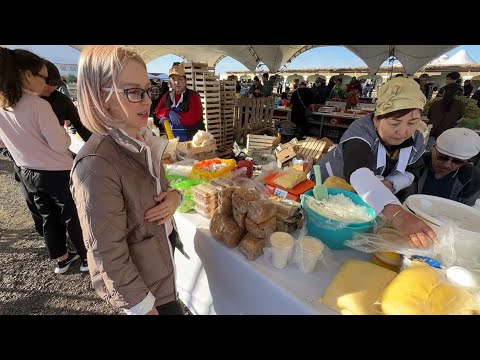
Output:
[143, 142, 178, 301]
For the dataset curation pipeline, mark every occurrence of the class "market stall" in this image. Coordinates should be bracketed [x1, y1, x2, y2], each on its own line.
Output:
[173, 211, 369, 315]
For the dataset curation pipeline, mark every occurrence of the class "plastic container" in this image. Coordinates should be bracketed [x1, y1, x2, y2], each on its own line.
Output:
[301, 189, 377, 250]
[371, 252, 402, 273]
[404, 194, 480, 265]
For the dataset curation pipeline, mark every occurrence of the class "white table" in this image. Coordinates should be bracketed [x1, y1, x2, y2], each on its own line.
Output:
[173, 211, 369, 315]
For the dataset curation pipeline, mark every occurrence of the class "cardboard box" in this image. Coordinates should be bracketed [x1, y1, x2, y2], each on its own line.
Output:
[275, 145, 296, 164]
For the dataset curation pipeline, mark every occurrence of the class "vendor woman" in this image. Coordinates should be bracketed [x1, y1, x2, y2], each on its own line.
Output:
[317, 77, 437, 248]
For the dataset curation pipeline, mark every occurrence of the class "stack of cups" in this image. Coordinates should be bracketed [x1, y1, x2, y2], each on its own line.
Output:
[270, 232, 294, 269]
[297, 236, 324, 273]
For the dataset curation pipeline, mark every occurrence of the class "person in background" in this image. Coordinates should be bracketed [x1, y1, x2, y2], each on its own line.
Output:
[248, 76, 263, 97]
[316, 77, 436, 248]
[463, 79, 473, 97]
[261, 73, 274, 97]
[472, 87, 480, 108]
[311, 77, 327, 104]
[57, 76, 72, 99]
[0, 48, 87, 274]
[399, 128, 480, 206]
[426, 82, 465, 147]
[329, 78, 345, 99]
[418, 73, 433, 100]
[437, 72, 464, 97]
[281, 86, 291, 102]
[290, 80, 313, 138]
[155, 62, 204, 141]
[395, 74, 404, 78]
[41, 60, 91, 141]
[71, 45, 184, 315]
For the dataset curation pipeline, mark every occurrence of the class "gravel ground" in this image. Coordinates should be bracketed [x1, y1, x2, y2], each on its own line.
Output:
[0, 155, 191, 315]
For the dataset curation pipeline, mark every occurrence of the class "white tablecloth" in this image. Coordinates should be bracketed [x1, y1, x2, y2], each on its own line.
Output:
[173, 211, 369, 315]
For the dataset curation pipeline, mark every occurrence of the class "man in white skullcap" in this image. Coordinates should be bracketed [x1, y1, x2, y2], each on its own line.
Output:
[400, 128, 480, 206]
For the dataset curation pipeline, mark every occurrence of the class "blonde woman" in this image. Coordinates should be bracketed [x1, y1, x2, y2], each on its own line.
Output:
[71, 46, 183, 315]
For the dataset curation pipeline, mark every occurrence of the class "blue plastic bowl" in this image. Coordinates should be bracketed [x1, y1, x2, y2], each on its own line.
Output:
[301, 188, 376, 250]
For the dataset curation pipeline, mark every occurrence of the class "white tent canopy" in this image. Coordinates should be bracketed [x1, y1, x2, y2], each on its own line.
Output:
[443, 49, 477, 65]
[70, 45, 458, 75]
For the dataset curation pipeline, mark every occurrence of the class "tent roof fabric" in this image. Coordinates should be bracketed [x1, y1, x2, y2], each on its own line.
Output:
[70, 45, 458, 74]
[443, 49, 477, 65]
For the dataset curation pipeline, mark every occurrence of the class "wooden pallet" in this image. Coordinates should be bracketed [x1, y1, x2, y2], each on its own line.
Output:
[297, 137, 329, 161]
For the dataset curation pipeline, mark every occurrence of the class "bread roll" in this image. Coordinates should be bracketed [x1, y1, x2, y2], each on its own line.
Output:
[245, 216, 276, 239]
[210, 207, 246, 248]
[247, 200, 277, 224]
[238, 233, 265, 261]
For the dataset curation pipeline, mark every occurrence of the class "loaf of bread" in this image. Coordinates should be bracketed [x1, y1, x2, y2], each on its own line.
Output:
[232, 188, 261, 214]
[233, 206, 247, 229]
[247, 200, 277, 224]
[218, 187, 237, 216]
[238, 233, 265, 261]
[245, 216, 276, 239]
[210, 207, 246, 248]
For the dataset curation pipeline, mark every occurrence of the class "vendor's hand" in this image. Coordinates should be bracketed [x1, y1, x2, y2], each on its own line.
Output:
[168, 111, 181, 126]
[144, 191, 181, 225]
[146, 308, 158, 315]
[387, 207, 438, 248]
[381, 179, 393, 191]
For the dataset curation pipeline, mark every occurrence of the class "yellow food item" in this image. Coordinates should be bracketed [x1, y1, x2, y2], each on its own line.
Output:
[371, 252, 402, 273]
[429, 284, 475, 315]
[323, 176, 356, 193]
[381, 264, 477, 315]
[273, 170, 306, 189]
[321, 260, 397, 315]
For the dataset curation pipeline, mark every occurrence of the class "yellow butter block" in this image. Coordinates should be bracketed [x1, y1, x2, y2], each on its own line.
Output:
[322, 260, 397, 315]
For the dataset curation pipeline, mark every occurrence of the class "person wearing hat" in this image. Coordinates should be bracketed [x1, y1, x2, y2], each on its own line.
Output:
[399, 128, 480, 206]
[316, 77, 437, 247]
[40, 60, 91, 142]
[311, 77, 327, 105]
[155, 62, 204, 141]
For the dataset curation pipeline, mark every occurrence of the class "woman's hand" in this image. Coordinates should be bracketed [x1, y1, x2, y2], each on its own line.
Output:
[384, 205, 438, 248]
[146, 308, 159, 315]
[144, 190, 181, 225]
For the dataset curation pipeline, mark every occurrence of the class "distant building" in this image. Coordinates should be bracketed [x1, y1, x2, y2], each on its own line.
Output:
[54, 63, 78, 77]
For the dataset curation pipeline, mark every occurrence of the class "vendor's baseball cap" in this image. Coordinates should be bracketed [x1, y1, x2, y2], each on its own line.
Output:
[436, 128, 480, 160]
[169, 63, 186, 78]
[43, 60, 64, 86]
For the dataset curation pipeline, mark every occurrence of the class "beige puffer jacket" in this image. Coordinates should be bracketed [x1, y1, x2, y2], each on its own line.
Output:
[70, 128, 176, 311]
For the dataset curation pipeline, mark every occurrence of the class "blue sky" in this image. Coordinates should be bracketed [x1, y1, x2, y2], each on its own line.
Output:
[6, 45, 480, 75]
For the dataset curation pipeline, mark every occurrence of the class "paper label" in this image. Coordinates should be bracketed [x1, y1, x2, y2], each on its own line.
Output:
[274, 188, 288, 198]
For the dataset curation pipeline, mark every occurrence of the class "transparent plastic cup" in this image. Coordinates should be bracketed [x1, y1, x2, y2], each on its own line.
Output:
[270, 232, 294, 269]
[297, 236, 324, 273]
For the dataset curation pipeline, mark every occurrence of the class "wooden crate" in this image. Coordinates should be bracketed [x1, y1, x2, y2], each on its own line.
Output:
[246, 134, 281, 153]
[234, 98, 275, 145]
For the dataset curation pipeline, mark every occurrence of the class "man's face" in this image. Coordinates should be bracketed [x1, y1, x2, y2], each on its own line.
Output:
[431, 146, 467, 178]
[419, 76, 429, 86]
[446, 76, 455, 85]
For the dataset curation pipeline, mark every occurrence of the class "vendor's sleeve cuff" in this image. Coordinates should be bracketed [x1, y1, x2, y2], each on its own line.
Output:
[385, 172, 415, 194]
[350, 168, 401, 214]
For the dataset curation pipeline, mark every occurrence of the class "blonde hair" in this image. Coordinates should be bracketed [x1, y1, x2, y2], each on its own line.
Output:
[77, 45, 146, 135]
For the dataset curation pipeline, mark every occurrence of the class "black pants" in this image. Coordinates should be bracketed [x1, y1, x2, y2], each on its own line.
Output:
[156, 300, 185, 315]
[19, 168, 87, 260]
[13, 163, 44, 236]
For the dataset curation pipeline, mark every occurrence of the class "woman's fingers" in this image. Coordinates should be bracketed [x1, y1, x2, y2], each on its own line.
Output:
[157, 214, 173, 225]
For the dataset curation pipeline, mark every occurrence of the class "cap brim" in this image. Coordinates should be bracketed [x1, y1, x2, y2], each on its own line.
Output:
[436, 147, 472, 160]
